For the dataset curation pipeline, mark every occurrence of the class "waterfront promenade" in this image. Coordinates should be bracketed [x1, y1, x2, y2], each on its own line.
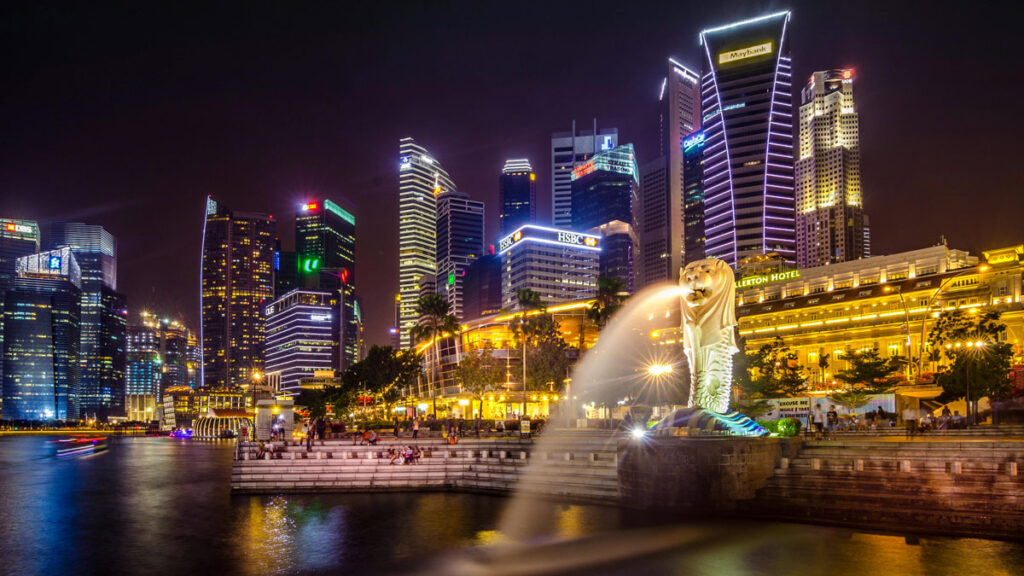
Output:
[234, 427, 1024, 540]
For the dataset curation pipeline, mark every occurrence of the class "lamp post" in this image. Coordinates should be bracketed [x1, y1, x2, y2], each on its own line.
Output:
[884, 285, 914, 379]
[919, 264, 990, 375]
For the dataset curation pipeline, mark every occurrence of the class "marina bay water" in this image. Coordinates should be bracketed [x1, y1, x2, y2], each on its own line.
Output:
[1, 435, 1023, 575]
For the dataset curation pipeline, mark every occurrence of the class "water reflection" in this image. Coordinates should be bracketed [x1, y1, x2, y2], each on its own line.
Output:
[1, 436, 1023, 576]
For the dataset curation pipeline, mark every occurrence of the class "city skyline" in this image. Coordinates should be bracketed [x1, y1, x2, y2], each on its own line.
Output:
[2, 1, 1022, 347]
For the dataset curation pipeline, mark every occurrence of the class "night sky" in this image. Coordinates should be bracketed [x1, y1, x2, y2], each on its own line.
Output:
[2, 1, 1022, 347]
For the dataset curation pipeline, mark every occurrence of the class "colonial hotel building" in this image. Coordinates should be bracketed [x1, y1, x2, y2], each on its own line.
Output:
[731, 243, 1024, 389]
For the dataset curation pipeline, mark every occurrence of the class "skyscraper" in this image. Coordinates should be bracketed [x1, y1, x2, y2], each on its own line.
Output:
[295, 199, 359, 369]
[796, 69, 870, 268]
[570, 143, 639, 292]
[637, 59, 701, 289]
[462, 252, 502, 320]
[499, 225, 600, 309]
[125, 321, 161, 422]
[436, 189, 484, 320]
[397, 138, 457, 349]
[499, 159, 536, 236]
[699, 11, 795, 266]
[264, 289, 340, 393]
[201, 196, 275, 390]
[43, 222, 126, 419]
[551, 121, 618, 228]
[683, 130, 707, 263]
[2, 248, 81, 420]
[0, 218, 40, 403]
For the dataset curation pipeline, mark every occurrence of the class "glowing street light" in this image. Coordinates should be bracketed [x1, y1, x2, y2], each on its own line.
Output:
[647, 364, 673, 376]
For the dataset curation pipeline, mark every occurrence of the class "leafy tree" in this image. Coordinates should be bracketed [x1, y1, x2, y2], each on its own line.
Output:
[508, 290, 573, 412]
[833, 348, 902, 393]
[735, 337, 808, 399]
[929, 310, 1014, 420]
[343, 345, 422, 415]
[455, 347, 506, 417]
[409, 294, 459, 414]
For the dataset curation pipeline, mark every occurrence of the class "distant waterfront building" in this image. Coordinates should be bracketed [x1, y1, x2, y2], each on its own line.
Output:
[499, 159, 536, 236]
[295, 199, 360, 369]
[125, 312, 196, 422]
[264, 289, 341, 394]
[398, 138, 458, 349]
[201, 196, 275, 390]
[436, 190, 485, 320]
[551, 120, 618, 228]
[463, 253, 503, 320]
[570, 143, 639, 292]
[699, 11, 795, 265]
[683, 130, 707, 263]
[125, 323, 160, 422]
[637, 59, 701, 289]
[43, 222, 126, 419]
[498, 225, 600, 309]
[0, 218, 40, 404]
[796, 69, 870, 269]
[2, 248, 81, 420]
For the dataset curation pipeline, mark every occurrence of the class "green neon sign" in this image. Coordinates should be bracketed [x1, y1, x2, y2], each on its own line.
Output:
[302, 257, 320, 273]
[447, 273, 455, 286]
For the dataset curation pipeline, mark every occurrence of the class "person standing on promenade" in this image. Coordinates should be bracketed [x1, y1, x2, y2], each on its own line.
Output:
[412, 418, 420, 439]
[316, 418, 326, 446]
[393, 418, 401, 439]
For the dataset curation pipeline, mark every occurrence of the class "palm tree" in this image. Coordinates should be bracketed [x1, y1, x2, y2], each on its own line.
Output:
[514, 289, 545, 416]
[409, 294, 459, 416]
[587, 276, 627, 329]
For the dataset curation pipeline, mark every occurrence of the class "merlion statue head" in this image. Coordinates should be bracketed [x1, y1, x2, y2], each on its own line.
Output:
[679, 258, 738, 351]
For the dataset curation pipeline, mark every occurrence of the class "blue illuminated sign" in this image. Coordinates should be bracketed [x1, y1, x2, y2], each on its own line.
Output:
[48, 256, 61, 270]
[600, 135, 613, 151]
[683, 132, 706, 151]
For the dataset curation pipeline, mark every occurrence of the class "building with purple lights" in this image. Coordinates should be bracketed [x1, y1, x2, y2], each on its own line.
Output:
[699, 11, 795, 266]
[498, 225, 599, 309]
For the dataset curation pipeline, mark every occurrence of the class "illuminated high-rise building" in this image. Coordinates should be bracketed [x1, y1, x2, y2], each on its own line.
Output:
[397, 138, 457, 349]
[264, 289, 340, 394]
[499, 225, 600, 309]
[0, 218, 40, 403]
[2, 249, 81, 420]
[637, 59, 701, 289]
[200, 197, 275, 390]
[683, 130, 707, 263]
[125, 322, 160, 422]
[436, 190, 484, 320]
[570, 143, 639, 292]
[499, 159, 535, 236]
[295, 199, 359, 369]
[796, 69, 870, 268]
[551, 120, 618, 228]
[699, 11, 795, 266]
[43, 222, 126, 419]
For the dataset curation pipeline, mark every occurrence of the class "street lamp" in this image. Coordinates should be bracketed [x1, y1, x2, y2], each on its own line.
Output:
[883, 285, 914, 379]
[647, 364, 673, 376]
[919, 264, 990, 374]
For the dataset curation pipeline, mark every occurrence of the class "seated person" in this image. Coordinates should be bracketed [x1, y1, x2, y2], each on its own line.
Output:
[368, 429, 379, 445]
[256, 441, 266, 459]
[387, 445, 398, 464]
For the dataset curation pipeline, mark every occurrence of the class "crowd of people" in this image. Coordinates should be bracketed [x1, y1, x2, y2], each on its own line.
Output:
[387, 445, 423, 465]
[806, 403, 967, 439]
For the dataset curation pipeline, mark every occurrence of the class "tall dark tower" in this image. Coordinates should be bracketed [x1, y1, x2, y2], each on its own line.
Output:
[499, 159, 535, 236]
[295, 199, 360, 368]
[201, 197, 275, 390]
[699, 11, 794, 266]
[43, 222, 126, 419]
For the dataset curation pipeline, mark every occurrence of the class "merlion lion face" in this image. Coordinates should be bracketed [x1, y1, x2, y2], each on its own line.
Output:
[680, 260, 724, 308]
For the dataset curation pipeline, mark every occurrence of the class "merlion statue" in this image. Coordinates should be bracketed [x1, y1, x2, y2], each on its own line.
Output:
[679, 258, 739, 414]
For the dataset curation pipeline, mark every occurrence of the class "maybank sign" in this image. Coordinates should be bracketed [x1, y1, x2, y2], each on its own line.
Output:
[735, 269, 800, 289]
[498, 226, 600, 254]
[718, 41, 773, 65]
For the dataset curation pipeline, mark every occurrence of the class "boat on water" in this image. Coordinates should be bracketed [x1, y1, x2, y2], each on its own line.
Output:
[51, 436, 109, 458]
[170, 428, 193, 439]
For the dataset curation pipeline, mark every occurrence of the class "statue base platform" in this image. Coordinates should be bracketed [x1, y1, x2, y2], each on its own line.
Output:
[654, 407, 768, 437]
